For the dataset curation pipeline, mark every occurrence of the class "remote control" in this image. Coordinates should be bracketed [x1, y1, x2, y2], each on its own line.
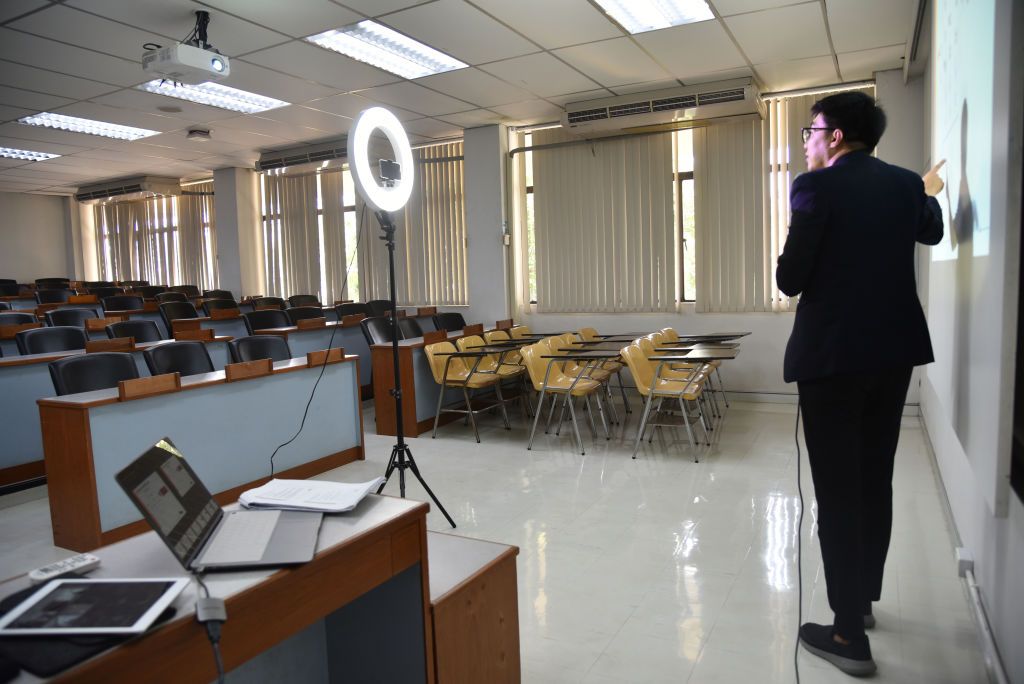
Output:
[28, 554, 101, 584]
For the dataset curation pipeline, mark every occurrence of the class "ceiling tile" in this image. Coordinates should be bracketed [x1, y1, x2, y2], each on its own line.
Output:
[0, 136, 93, 156]
[546, 89, 615, 106]
[415, 68, 532, 108]
[180, 124, 285, 148]
[0, 180, 47, 191]
[257, 105, 352, 133]
[0, 60, 118, 100]
[213, 114, 325, 140]
[195, 0, 361, 38]
[381, 0, 538, 64]
[239, 42, 398, 92]
[479, 53, 602, 97]
[401, 117, 463, 139]
[0, 86, 75, 113]
[339, 0, 424, 17]
[837, 45, 905, 81]
[489, 99, 562, 125]
[724, 3, 832, 64]
[635, 19, 747, 79]
[0, 105, 35, 123]
[64, 0, 289, 58]
[115, 139, 211, 160]
[755, 55, 838, 92]
[355, 82, 474, 117]
[0, 158, 30, 169]
[0, 29, 145, 87]
[680, 66, 755, 85]
[10, 5, 166, 62]
[305, 93, 420, 121]
[52, 102, 189, 133]
[221, 60, 337, 105]
[553, 37, 671, 88]
[89, 89, 241, 124]
[437, 109, 506, 128]
[712, 0, 801, 15]
[826, 0, 915, 53]
[468, 0, 622, 49]
[607, 79, 682, 96]
[0, 121, 127, 149]
[0, 0, 47, 23]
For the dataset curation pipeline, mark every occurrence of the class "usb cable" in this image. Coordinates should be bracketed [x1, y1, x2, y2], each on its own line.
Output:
[193, 574, 226, 684]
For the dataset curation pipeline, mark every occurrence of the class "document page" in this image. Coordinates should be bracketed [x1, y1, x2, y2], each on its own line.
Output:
[239, 477, 385, 513]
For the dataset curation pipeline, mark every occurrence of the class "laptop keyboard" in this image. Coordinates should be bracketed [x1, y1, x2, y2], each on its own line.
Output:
[199, 510, 280, 564]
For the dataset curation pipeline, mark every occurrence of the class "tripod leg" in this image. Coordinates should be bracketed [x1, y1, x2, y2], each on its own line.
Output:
[403, 447, 456, 529]
[376, 444, 402, 494]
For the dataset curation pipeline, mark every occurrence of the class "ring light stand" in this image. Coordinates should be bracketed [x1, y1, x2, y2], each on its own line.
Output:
[349, 107, 455, 529]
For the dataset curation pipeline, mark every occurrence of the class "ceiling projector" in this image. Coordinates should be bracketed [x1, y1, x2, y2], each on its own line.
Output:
[143, 43, 229, 84]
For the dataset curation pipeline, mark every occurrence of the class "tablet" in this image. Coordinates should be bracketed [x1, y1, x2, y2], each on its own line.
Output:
[0, 578, 189, 636]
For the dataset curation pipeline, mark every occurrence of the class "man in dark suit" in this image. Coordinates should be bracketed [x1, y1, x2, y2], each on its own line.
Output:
[776, 91, 944, 676]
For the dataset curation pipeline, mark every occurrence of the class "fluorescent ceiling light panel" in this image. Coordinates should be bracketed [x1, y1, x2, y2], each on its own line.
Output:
[0, 146, 61, 161]
[594, 0, 713, 34]
[17, 112, 158, 141]
[305, 21, 468, 80]
[139, 80, 289, 114]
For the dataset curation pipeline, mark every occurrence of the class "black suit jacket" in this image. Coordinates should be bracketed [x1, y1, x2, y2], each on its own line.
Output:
[776, 151, 943, 383]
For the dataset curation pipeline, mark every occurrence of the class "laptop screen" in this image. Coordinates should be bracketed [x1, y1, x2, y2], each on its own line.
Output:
[116, 438, 223, 569]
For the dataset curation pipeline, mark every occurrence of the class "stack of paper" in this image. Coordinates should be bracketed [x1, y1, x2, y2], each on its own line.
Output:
[239, 477, 385, 513]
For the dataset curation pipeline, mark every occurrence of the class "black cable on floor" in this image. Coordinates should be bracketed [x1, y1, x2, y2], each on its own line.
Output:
[794, 402, 804, 684]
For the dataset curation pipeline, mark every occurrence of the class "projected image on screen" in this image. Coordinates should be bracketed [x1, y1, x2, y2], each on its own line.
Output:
[931, 0, 993, 262]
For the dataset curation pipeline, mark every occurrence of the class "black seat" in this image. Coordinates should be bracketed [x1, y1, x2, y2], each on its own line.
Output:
[251, 296, 286, 310]
[84, 280, 115, 288]
[169, 285, 201, 298]
[286, 306, 324, 324]
[138, 285, 167, 299]
[0, 284, 19, 296]
[155, 291, 189, 303]
[0, 312, 36, 325]
[433, 312, 467, 332]
[35, 278, 70, 288]
[143, 341, 214, 376]
[203, 289, 234, 300]
[119, 280, 149, 288]
[288, 294, 321, 307]
[159, 302, 199, 334]
[242, 309, 290, 335]
[48, 352, 139, 395]
[0, 302, 10, 310]
[35, 289, 72, 304]
[0, 278, 16, 284]
[102, 295, 144, 312]
[88, 286, 123, 299]
[365, 299, 392, 317]
[360, 316, 397, 346]
[16, 326, 87, 354]
[44, 308, 97, 328]
[203, 299, 239, 316]
[106, 319, 163, 343]
[228, 335, 292, 364]
[336, 302, 370, 318]
[398, 317, 423, 340]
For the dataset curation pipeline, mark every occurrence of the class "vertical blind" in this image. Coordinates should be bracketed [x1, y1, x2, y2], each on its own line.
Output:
[356, 142, 468, 306]
[319, 171, 350, 303]
[93, 184, 217, 289]
[260, 172, 321, 299]
[530, 128, 675, 312]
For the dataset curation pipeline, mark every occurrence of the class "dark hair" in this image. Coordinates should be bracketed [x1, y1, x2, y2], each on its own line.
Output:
[810, 91, 887, 151]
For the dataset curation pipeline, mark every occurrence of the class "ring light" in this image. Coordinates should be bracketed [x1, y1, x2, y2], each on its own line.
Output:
[348, 107, 415, 213]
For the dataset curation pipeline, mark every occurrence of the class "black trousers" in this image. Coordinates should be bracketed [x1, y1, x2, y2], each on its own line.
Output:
[797, 365, 913, 639]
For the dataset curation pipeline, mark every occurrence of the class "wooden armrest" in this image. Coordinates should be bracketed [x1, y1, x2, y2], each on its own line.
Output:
[174, 328, 214, 341]
[297, 317, 327, 330]
[307, 348, 345, 367]
[118, 372, 181, 401]
[225, 358, 273, 381]
[86, 337, 135, 353]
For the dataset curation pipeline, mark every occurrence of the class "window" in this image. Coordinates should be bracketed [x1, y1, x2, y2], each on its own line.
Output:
[674, 130, 695, 302]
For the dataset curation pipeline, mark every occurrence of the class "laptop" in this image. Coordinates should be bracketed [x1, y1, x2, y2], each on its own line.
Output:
[116, 438, 323, 571]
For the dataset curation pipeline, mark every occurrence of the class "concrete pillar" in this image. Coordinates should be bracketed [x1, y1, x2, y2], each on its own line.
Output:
[213, 167, 263, 298]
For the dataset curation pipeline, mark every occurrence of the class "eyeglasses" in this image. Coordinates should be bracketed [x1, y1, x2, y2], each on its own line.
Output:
[801, 127, 833, 143]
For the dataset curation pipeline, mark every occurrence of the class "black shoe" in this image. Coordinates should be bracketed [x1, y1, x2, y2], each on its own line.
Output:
[799, 623, 877, 677]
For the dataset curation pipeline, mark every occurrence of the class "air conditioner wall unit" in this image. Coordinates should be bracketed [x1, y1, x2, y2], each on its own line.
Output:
[75, 176, 182, 204]
[560, 78, 764, 134]
[256, 140, 347, 172]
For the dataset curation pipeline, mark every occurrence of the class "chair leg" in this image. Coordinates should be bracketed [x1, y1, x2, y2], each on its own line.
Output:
[716, 367, 729, 408]
[545, 391, 560, 434]
[679, 396, 698, 454]
[696, 398, 711, 446]
[618, 372, 631, 413]
[595, 392, 610, 439]
[432, 383, 447, 438]
[463, 387, 481, 443]
[554, 394, 569, 436]
[584, 396, 598, 436]
[567, 393, 585, 455]
[495, 382, 511, 429]
[632, 392, 656, 459]
[649, 398, 666, 443]
[528, 389, 548, 450]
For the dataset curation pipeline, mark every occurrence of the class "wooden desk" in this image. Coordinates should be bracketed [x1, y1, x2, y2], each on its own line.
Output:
[0, 338, 233, 489]
[1, 495, 433, 683]
[37, 355, 364, 551]
[427, 532, 520, 683]
[257, 320, 373, 399]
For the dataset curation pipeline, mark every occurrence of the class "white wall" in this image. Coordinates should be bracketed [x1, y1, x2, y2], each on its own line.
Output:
[921, 0, 1024, 680]
[0, 191, 74, 281]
